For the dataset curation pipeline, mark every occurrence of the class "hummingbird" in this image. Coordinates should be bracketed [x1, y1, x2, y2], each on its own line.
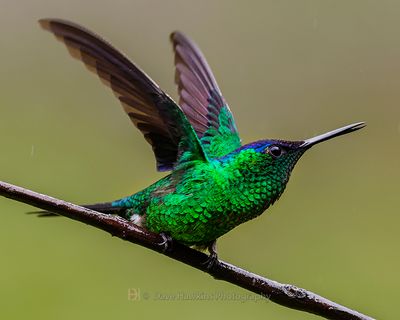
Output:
[39, 19, 365, 265]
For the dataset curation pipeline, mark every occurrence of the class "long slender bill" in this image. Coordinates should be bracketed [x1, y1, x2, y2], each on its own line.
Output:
[301, 122, 365, 148]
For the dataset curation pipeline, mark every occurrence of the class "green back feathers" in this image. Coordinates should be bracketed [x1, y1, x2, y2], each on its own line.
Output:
[200, 106, 241, 158]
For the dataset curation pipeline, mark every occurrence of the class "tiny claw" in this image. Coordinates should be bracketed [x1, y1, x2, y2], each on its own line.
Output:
[159, 232, 173, 253]
[202, 240, 219, 270]
[202, 251, 218, 270]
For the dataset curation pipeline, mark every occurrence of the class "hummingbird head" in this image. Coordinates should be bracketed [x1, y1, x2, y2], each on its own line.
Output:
[227, 122, 365, 204]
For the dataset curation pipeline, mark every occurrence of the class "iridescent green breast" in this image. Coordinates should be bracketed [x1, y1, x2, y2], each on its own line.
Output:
[128, 149, 286, 246]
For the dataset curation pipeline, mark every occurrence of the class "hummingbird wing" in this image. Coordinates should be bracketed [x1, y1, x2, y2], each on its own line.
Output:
[170, 32, 241, 158]
[40, 19, 207, 171]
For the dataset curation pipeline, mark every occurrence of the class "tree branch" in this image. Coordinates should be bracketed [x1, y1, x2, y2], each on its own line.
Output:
[0, 180, 374, 320]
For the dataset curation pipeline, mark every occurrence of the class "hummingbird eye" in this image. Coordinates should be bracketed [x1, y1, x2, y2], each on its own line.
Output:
[267, 145, 283, 158]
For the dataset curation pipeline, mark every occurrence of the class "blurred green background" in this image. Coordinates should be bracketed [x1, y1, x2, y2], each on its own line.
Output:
[1, 0, 399, 319]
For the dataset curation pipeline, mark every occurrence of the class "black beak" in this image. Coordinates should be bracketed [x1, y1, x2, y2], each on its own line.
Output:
[300, 122, 365, 148]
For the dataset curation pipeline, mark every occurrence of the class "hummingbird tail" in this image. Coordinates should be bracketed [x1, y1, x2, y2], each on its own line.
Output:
[83, 202, 125, 214]
[27, 202, 125, 217]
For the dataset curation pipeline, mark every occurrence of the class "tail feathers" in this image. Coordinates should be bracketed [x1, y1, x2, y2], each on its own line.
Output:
[83, 202, 124, 214]
[28, 202, 125, 217]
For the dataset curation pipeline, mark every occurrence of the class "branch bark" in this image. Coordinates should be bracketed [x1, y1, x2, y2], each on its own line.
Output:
[0, 180, 374, 320]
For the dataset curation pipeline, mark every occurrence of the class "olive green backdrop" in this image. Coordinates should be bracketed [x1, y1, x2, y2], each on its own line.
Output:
[0, 1, 398, 319]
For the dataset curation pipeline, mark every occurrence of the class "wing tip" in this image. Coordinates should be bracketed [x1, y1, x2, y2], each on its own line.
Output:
[170, 31, 190, 45]
[39, 18, 87, 34]
[38, 18, 52, 31]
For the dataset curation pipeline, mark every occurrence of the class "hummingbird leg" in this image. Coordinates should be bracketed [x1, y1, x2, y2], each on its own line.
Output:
[159, 232, 173, 253]
[202, 240, 219, 270]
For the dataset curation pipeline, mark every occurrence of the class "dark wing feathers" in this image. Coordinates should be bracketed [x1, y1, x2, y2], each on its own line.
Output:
[40, 19, 206, 171]
[170, 31, 241, 158]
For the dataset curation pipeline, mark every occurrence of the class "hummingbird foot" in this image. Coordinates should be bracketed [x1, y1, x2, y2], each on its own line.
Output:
[202, 240, 218, 270]
[159, 232, 173, 253]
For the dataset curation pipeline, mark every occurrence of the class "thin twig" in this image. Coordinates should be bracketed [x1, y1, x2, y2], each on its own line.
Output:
[0, 180, 374, 320]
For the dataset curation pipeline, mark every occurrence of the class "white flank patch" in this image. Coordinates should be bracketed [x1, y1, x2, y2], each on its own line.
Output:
[130, 213, 144, 227]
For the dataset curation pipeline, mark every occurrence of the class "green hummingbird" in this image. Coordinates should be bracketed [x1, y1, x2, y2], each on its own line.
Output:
[39, 19, 365, 264]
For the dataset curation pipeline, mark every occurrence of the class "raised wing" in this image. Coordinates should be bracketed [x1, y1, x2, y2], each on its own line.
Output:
[170, 32, 241, 158]
[40, 19, 207, 171]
